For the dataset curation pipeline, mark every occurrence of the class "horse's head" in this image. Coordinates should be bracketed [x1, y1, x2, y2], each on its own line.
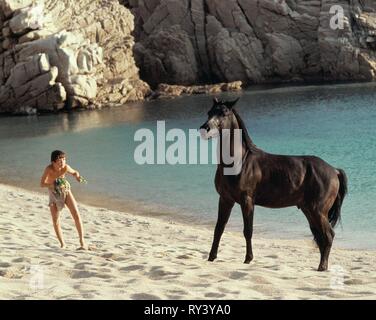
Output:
[199, 97, 240, 140]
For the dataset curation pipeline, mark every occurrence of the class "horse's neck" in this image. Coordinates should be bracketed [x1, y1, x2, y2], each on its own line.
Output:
[231, 109, 260, 153]
[218, 115, 248, 167]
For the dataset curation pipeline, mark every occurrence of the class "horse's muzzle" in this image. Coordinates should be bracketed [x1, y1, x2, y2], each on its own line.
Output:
[199, 123, 219, 140]
[199, 123, 210, 132]
[199, 123, 210, 140]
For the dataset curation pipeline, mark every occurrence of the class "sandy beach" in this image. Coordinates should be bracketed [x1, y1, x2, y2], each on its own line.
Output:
[0, 183, 375, 300]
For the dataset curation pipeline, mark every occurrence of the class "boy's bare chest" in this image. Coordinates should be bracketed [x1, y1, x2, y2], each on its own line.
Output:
[48, 167, 67, 180]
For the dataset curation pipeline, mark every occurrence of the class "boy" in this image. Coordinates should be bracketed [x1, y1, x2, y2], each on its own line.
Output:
[40, 150, 86, 249]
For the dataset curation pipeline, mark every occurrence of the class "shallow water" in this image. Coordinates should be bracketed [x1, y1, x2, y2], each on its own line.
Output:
[1, 82, 375, 249]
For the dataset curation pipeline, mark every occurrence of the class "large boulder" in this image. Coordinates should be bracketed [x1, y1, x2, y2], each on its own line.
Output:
[0, 0, 150, 114]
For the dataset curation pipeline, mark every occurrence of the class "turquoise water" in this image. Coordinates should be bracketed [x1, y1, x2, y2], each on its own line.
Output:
[0, 83, 375, 249]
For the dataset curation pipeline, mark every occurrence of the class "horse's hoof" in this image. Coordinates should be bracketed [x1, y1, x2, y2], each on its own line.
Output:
[244, 256, 253, 264]
[208, 255, 216, 262]
[317, 265, 328, 272]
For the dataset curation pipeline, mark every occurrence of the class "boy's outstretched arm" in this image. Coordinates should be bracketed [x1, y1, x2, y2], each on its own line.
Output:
[67, 165, 81, 182]
[40, 167, 54, 189]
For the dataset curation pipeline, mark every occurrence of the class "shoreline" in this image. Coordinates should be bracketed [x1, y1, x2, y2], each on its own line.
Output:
[2, 80, 376, 118]
[0, 183, 375, 299]
[1, 180, 375, 252]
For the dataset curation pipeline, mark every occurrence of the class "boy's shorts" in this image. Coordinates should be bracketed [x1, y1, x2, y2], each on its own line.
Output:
[48, 189, 68, 211]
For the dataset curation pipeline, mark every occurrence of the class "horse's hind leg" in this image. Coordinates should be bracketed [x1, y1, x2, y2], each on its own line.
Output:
[314, 214, 334, 271]
[302, 208, 334, 271]
[208, 197, 234, 262]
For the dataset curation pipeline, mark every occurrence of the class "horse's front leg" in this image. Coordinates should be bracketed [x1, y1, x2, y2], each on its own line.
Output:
[208, 197, 234, 262]
[241, 195, 255, 264]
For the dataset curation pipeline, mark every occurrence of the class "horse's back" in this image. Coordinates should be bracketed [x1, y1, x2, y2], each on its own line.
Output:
[250, 153, 338, 208]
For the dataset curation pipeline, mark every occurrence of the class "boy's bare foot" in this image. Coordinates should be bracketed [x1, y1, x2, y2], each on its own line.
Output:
[60, 243, 67, 249]
[76, 245, 88, 251]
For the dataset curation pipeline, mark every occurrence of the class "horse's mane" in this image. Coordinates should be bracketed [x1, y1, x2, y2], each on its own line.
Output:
[232, 108, 261, 153]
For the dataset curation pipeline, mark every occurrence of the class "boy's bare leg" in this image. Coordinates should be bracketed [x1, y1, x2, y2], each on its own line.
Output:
[65, 191, 86, 249]
[50, 204, 66, 248]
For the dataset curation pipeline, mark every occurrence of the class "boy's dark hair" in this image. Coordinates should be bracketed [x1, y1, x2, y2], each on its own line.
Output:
[51, 150, 66, 162]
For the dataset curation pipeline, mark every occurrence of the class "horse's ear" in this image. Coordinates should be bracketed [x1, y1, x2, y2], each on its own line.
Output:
[225, 98, 240, 109]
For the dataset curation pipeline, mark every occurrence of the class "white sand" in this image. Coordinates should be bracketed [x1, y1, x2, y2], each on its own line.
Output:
[0, 183, 375, 300]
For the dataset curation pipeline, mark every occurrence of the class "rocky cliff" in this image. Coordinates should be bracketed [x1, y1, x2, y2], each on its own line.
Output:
[126, 0, 376, 88]
[0, 0, 150, 114]
[2, 0, 376, 114]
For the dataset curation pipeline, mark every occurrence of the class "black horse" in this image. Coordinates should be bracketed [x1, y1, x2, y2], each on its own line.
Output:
[200, 98, 348, 271]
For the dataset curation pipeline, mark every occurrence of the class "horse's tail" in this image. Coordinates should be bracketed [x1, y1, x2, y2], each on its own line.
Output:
[328, 168, 348, 228]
